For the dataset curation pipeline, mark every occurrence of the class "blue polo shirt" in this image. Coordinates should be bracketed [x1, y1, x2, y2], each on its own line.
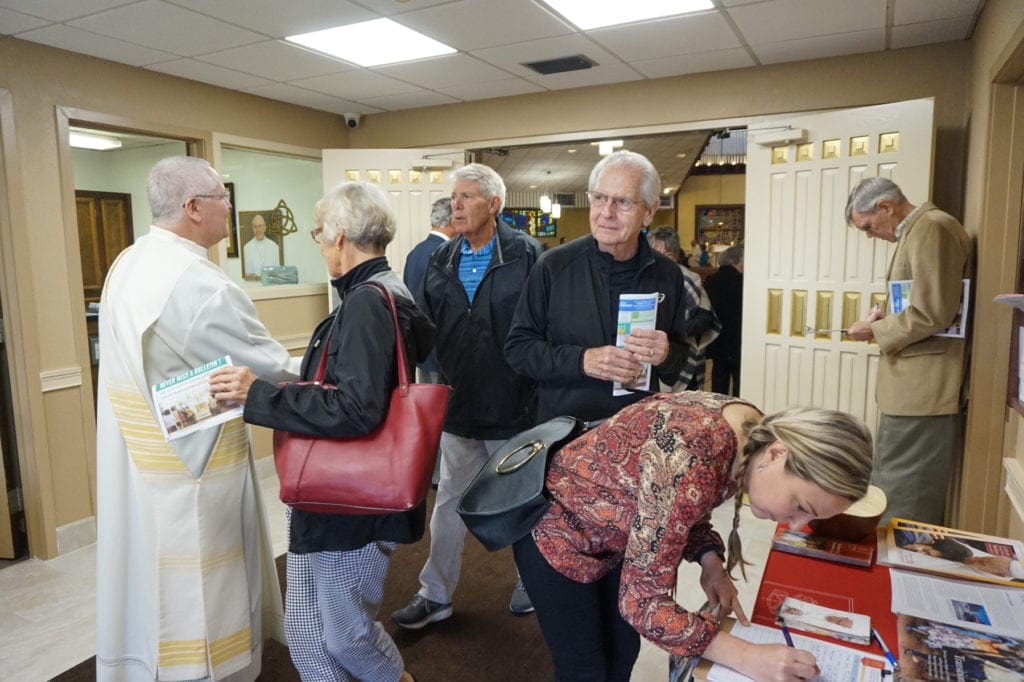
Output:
[458, 233, 496, 303]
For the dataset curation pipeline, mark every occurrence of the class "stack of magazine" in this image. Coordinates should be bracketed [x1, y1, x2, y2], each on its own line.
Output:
[770, 527, 875, 567]
[877, 518, 1024, 681]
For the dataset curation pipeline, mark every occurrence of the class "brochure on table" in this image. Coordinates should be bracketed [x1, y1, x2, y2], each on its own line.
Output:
[151, 355, 242, 441]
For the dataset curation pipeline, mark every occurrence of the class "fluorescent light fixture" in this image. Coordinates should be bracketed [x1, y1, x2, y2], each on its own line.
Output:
[592, 139, 624, 156]
[551, 203, 562, 219]
[69, 131, 122, 151]
[286, 19, 455, 67]
[545, 0, 713, 30]
[539, 194, 552, 213]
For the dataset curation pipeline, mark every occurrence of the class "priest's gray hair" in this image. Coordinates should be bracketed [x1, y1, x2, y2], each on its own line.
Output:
[589, 150, 661, 208]
[452, 163, 506, 213]
[147, 156, 221, 226]
[845, 177, 906, 224]
[315, 181, 396, 253]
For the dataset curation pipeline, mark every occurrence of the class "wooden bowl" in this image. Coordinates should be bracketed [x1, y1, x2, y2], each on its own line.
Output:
[808, 485, 887, 543]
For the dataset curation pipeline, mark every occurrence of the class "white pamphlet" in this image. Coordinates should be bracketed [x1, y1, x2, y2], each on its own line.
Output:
[151, 355, 243, 441]
[613, 292, 659, 396]
[889, 569, 1024, 639]
[888, 278, 969, 338]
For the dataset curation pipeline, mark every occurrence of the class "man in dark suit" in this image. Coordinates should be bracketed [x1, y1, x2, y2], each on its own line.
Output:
[705, 245, 744, 396]
[403, 197, 454, 383]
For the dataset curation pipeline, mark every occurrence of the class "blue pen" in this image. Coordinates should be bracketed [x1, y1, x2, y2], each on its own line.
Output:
[872, 627, 899, 670]
[778, 619, 795, 648]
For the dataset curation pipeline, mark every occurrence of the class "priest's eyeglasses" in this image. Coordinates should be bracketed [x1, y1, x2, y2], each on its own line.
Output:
[311, 227, 324, 244]
[193, 193, 231, 203]
[586, 192, 643, 213]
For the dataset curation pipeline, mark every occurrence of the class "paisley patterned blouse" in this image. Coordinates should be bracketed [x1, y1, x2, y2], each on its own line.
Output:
[533, 391, 753, 657]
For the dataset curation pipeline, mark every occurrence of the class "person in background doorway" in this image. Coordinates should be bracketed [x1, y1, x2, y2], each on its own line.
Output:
[845, 177, 971, 525]
[391, 163, 544, 630]
[647, 225, 720, 390]
[514, 391, 873, 680]
[242, 213, 281, 280]
[705, 245, 744, 396]
[211, 181, 433, 682]
[505, 150, 699, 425]
[95, 156, 299, 681]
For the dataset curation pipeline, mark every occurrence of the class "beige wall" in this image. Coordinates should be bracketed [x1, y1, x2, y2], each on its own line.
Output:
[0, 36, 348, 557]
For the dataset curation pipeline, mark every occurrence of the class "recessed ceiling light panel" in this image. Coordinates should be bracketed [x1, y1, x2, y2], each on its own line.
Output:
[544, 0, 714, 30]
[287, 18, 455, 67]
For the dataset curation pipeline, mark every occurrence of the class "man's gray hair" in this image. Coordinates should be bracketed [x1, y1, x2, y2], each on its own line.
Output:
[588, 150, 661, 208]
[147, 156, 220, 226]
[430, 197, 452, 228]
[845, 177, 906, 224]
[647, 225, 680, 255]
[452, 163, 506, 213]
[719, 244, 744, 267]
[314, 181, 396, 253]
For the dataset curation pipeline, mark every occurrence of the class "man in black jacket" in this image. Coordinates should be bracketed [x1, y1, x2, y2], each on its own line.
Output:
[705, 245, 744, 396]
[391, 163, 544, 629]
[505, 151, 698, 424]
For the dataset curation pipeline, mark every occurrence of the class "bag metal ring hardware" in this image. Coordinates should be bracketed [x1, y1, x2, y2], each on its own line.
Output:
[496, 440, 545, 475]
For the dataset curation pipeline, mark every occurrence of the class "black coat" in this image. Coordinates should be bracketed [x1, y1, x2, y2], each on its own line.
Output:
[244, 258, 436, 553]
[705, 264, 743, 362]
[418, 220, 543, 440]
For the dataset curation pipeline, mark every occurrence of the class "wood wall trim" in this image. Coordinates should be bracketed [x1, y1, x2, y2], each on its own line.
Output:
[39, 367, 83, 393]
[245, 282, 327, 301]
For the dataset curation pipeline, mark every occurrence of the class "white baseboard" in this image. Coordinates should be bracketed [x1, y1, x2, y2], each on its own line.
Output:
[56, 515, 96, 555]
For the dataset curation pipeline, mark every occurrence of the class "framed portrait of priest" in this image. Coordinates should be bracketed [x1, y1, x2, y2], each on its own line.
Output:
[238, 209, 284, 281]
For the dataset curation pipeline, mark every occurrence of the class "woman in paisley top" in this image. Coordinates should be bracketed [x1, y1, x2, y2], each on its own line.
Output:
[513, 391, 873, 681]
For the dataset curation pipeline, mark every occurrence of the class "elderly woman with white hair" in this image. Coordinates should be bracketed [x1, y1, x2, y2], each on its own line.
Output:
[211, 181, 435, 682]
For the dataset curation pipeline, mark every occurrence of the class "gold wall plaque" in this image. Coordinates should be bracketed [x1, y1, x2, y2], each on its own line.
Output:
[790, 290, 807, 336]
[388, 170, 402, 184]
[766, 289, 783, 335]
[408, 169, 422, 184]
[822, 139, 841, 159]
[366, 170, 381, 184]
[815, 291, 834, 338]
[841, 292, 861, 335]
[429, 170, 445, 184]
[850, 136, 869, 156]
[879, 132, 900, 154]
[345, 170, 360, 182]
[771, 146, 788, 164]
[796, 143, 814, 162]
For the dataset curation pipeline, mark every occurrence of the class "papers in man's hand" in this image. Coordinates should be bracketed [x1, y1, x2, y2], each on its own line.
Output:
[151, 355, 243, 441]
[614, 292, 659, 396]
[706, 622, 891, 682]
[888, 278, 969, 338]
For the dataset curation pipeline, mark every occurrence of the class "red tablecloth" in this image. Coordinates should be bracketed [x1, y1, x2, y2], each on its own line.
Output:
[751, 526, 898, 655]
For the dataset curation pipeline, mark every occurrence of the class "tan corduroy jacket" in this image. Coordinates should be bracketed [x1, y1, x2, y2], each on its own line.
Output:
[871, 203, 972, 416]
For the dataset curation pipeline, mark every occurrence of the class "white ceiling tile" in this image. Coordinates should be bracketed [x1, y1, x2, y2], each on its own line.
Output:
[894, 0, 980, 25]
[168, 0, 375, 38]
[357, 90, 460, 111]
[729, 0, 886, 44]
[146, 58, 272, 90]
[291, 69, 421, 100]
[891, 16, 975, 49]
[631, 47, 755, 78]
[471, 34, 622, 79]
[0, 7, 49, 33]
[436, 77, 545, 101]
[17, 24, 177, 65]
[589, 11, 739, 62]
[719, 0, 768, 5]
[68, 0, 264, 56]
[525, 62, 644, 91]
[752, 28, 885, 65]
[395, 0, 572, 52]
[197, 40, 350, 81]
[354, 0, 458, 16]
[243, 82, 382, 115]
[376, 54, 513, 89]
[0, 0, 134, 22]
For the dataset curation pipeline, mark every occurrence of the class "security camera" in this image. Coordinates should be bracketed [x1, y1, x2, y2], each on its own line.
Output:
[344, 113, 361, 129]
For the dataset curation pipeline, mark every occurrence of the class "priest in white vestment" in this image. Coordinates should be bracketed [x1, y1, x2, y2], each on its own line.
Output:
[242, 214, 281, 280]
[95, 156, 300, 681]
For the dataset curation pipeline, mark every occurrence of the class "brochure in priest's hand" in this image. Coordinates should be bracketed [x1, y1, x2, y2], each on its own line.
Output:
[613, 292, 659, 396]
[151, 355, 243, 441]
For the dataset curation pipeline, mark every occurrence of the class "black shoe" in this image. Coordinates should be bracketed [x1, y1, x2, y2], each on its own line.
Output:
[390, 594, 453, 629]
[509, 577, 534, 615]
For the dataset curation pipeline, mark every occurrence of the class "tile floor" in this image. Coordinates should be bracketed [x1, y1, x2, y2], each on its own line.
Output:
[0, 473, 775, 682]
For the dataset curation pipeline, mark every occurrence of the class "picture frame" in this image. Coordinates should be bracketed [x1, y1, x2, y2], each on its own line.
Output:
[224, 182, 238, 257]
[238, 209, 285, 281]
[501, 208, 556, 237]
[695, 204, 744, 249]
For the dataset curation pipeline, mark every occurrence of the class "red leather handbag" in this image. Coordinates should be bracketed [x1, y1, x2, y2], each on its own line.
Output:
[273, 282, 450, 515]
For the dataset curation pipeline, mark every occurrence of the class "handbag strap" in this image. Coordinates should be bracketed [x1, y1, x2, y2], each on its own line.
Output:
[311, 280, 411, 391]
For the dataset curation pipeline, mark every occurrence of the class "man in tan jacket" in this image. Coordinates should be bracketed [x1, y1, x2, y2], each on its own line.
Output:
[846, 177, 971, 524]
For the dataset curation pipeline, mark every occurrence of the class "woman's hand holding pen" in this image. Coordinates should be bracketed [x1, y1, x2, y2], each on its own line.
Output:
[704, 635, 820, 681]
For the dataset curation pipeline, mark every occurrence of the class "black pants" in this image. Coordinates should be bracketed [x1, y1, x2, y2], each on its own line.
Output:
[710, 357, 740, 396]
[513, 533, 640, 681]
